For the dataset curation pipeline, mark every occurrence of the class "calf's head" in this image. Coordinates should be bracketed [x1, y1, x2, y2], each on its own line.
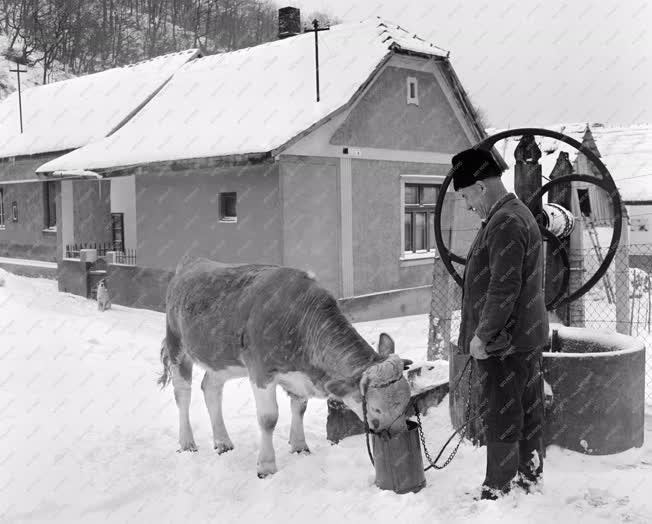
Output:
[326, 333, 412, 433]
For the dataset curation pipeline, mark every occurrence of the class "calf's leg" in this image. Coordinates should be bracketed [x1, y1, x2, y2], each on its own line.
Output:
[172, 356, 197, 452]
[201, 370, 234, 454]
[289, 395, 310, 454]
[251, 380, 279, 477]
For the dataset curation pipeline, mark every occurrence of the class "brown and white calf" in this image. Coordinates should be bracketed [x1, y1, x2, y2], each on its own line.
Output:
[158, 257, 412, 477]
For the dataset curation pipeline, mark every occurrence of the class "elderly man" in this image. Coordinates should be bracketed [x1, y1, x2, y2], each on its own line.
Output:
[452, 147, 548, 500]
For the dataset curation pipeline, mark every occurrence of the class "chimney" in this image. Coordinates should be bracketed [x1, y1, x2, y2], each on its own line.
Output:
[278, 6, 301, 39]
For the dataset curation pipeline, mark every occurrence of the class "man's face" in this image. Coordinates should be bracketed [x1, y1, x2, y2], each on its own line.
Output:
[458, 183, 487, 218]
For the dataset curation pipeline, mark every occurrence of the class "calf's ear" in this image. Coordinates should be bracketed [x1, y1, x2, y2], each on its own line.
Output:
[377, 333, 395, 356]
[325, 378, 354, 398]
[402, 359, 413, 370]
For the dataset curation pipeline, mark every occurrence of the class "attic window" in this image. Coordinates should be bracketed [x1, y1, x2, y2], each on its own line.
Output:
[407, 77, 419, 105]
[219, 192, 237, 222]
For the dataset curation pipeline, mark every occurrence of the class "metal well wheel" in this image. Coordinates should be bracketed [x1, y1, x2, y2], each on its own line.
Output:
[434, 128, 622, 310]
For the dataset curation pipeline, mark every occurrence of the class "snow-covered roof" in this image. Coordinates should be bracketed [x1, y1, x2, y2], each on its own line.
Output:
[37, 18, 449, 173]
[487, 123, 652, 202]
[0, 49, 199, 158]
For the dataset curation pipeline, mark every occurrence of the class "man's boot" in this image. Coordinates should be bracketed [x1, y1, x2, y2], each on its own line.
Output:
[479, 441, 519, 500]
[516, 436, 544, 493]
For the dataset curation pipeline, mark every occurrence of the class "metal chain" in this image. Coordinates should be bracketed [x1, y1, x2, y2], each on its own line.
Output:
[362, 393, 375, 466]
[362, 356, 477, 472]
[416, 361, 474, 471]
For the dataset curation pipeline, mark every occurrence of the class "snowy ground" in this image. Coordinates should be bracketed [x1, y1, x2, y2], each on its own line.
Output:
[1, 271, 652, 524]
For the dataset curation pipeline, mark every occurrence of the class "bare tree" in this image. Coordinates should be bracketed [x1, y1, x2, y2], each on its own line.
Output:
[303, 10, 341, 28]
[0, 0, 281, 83]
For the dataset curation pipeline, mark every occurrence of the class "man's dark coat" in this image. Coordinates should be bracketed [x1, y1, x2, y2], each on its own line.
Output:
[458, 193, 549, 355]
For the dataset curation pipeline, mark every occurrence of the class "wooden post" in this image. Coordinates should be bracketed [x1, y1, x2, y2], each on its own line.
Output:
[566, 129, 603, 328]
[568, 188, 586, 327]
[9, 61, 27, 133]
[547, 152, 575, 324]
[513, 136, 545, 311]
[307, 20, 329, 103]
[615, 204, 631, 334]
[514, 135, 543, 217]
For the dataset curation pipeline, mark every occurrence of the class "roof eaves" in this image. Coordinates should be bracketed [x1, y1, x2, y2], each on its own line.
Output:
[0, 149, 75, 164]
[438, 59, 508, 169]
[623, 200, 652, 205]
[39, 151, 275, 178]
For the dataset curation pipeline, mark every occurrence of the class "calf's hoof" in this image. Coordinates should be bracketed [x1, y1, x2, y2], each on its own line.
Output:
[214, 442, 234, 455]
[290, 444, 311, 455]
[256, 461, 277, 478]
[177, 441, 198, 453]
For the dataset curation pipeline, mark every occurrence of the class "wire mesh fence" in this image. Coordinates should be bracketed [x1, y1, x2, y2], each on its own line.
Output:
[582, 243, 652, 403]
[428, 242, 652, 404]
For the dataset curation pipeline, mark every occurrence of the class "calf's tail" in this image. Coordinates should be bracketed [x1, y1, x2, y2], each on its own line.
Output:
[157, 322, 182, 388]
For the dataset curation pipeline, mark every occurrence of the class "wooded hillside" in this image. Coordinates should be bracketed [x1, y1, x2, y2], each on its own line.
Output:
[0, 1, 338, 85]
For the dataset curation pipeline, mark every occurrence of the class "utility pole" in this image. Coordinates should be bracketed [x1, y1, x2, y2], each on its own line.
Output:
[9, 61, 28, 133]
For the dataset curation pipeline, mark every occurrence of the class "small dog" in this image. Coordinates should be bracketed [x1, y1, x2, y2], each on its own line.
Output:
[96, 279, 112, 311]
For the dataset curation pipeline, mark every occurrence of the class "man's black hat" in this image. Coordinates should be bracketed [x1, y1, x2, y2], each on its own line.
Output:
[451, 148, 503, 190]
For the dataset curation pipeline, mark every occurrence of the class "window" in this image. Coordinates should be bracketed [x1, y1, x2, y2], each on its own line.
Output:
[111, 213, 125, 251]
[404, 183, 438, 254]
[407, 76, 419, 105]
[44, 181, 57, 229]
[577, 188, 592, 217]
[0, 189, 4, 228]
[219, 192, 237, 222]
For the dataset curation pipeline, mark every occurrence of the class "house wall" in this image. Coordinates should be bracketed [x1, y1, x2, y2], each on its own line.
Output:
[0, 155, 61, 261]
[0, 155, 57, 183]
[106, 264, 174, 312]
[279, 157, 341, 297]
[110, 175, 137, 249]
[0, 182, 57, 261]
[71, 179, 112, 247]
[350, 159, 478, 296]
[135, 162, 281, 270]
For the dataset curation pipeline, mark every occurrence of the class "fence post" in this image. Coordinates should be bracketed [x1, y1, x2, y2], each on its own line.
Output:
[615, 205, 631, 335]
[428, 261, 452, 360]
[568, 203, 586, 327]
[547, 152, 574, 324]
[428, 192, 458, 361]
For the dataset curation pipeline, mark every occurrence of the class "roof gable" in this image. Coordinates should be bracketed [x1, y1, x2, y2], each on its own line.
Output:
[0, 49, 199, 159]
[330, 65, 472, 153]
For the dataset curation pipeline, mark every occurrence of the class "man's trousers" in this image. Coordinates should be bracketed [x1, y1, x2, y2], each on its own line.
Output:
[476, 350, 545, 494]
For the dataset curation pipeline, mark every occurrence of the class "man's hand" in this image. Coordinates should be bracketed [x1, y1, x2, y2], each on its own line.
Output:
[470, 335, 490, 360]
